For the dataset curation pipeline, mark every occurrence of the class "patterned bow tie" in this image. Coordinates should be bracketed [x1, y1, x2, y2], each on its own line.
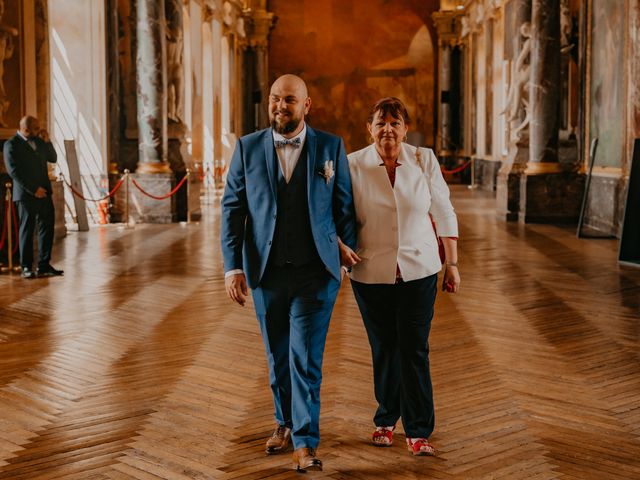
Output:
[274, 137, 301, 149]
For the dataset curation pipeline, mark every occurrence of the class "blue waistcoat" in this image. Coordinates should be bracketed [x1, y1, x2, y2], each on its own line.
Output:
[270, 144, 319, 266]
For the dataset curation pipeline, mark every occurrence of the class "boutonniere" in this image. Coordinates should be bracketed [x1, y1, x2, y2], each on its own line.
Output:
[317, 160, 334, 185]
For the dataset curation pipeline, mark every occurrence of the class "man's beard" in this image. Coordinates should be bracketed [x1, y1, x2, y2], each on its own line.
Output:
[270, 113, 302, 135]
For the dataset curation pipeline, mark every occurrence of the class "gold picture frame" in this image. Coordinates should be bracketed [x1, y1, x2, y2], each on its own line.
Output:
[0, 0, 36, 139]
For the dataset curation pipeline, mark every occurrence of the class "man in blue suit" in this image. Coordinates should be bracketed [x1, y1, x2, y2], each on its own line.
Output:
[221, 74, 356, 472]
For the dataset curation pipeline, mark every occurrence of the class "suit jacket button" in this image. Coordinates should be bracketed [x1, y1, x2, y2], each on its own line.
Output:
[268, 241, 272, 245]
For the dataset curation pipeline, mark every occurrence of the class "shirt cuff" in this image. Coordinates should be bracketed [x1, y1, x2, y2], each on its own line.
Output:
[224, 269, 244, 278]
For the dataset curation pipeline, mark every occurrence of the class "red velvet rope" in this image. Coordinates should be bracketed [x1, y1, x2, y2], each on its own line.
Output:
[10, 201, 18, 254]
[440, 161, 472, 175]
[131, 174, 189, 200]
[0, 200, 8, 251]
[0, 200, 19, 254]
[63, 176, 125, 202]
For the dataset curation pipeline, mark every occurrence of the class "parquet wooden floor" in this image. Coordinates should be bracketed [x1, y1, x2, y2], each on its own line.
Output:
[1, 186, 639, 479]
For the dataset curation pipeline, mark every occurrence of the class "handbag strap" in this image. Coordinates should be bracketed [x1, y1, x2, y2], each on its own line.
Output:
[415, 146, 427, 174]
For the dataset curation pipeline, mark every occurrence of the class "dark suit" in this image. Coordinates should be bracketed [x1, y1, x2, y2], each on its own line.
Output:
[221, 125, 357, 449]
[3, 133, 58, 270]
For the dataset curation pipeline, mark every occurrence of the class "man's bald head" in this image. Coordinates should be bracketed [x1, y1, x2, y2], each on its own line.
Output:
[268, 74, 311, 137]
[19, 115, 40, 138]
[270, 74, 308, 99]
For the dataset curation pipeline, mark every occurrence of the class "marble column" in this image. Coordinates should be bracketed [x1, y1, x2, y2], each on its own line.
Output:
[255, 45, 268, 128]
[129, 0, 178, 223]
[106, 0, 120, 174]
[249, 10, 275, 128]
[516, 0, 584, 223]
[528, 0, 560, 168]
[439, 44, 453, 154]
[135, 0, 169, 174]
[432, 9, 462, 158]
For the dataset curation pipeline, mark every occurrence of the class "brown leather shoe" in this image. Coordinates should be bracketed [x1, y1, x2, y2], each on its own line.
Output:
[265, 425, 291, 454]
[292, 447, 322, 472]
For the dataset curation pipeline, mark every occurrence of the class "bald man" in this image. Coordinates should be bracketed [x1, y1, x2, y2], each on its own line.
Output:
[3, 116, 63, 278]
[221, 74, 356, 471]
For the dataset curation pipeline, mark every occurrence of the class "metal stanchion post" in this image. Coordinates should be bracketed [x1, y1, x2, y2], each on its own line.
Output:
[123, 169, 131, 227]
[185, 169, 191, 224]
[1, 183, 17, 274]
[467, 157, 478, 190]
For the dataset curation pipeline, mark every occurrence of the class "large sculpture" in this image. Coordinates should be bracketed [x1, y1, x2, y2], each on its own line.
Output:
[504, 22, 532, 140]
[165, 0, 184, 124]
[560, 0, 573, 54]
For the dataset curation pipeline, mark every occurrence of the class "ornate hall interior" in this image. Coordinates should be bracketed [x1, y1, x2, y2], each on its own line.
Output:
[0, 0, 639, 478]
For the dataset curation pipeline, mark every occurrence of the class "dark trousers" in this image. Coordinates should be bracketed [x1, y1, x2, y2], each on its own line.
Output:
[16, 196, 55, 270]
[351, 274, 437, 438]
[251, 258, 340, 449]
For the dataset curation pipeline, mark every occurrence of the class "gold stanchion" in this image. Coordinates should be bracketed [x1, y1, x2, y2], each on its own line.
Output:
[123, 169, 132, 227]
[185, 169, 191, 224]
[467, 157, 478, 190]
[1, 182, 19, 274]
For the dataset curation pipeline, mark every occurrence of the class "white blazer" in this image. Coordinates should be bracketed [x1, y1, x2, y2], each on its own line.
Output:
[347, 143, 458, 284]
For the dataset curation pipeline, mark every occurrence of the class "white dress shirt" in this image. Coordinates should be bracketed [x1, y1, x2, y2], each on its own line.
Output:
[17, 131, 37, 150]
[347, 143, 458, 284]
[272, 123, 307, 183]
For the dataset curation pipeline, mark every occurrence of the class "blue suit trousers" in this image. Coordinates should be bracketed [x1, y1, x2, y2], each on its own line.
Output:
[251, 258, 340, 449]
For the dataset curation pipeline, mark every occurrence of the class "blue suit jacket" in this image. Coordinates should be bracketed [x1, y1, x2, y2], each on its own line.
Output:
[220, 126, 357, 289]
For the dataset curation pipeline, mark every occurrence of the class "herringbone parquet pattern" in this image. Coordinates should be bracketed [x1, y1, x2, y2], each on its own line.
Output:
[0, 186, 639, 479]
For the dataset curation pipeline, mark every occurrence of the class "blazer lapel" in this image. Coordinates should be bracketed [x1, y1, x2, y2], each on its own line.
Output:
[306, 125, 317, 201]
[263, 128, 278, 200]
[365, 144, 395, 197]
[398, 143, 427, 187]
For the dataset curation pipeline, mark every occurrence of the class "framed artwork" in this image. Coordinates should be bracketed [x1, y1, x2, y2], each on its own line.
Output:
[589, 0, 625, 168]
[0, 0, 36, 138]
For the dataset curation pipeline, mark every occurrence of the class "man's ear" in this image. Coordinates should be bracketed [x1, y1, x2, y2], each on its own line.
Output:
[304, 97, 312, 115]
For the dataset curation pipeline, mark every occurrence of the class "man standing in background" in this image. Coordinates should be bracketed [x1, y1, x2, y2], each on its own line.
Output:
[4, 115, 63, 278]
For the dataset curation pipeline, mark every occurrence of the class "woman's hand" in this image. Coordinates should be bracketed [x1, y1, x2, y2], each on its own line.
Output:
[442, 265, 460, 293]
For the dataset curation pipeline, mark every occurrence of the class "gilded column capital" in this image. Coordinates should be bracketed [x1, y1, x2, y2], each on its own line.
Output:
[485, 0, 502, 19]
[219, 0, 248, 42]
[432, 10, 465, 48]
[459, 2, 487, 38]
[202, 5, 216, 23]
[242, 8, 275, 49]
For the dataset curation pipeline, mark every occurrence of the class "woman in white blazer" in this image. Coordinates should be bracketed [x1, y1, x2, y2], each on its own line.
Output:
[340, 97, 460, 456]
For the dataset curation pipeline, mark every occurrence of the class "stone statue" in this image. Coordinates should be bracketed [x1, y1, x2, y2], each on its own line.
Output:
[223, 2, 233, 26]
[560, 0, 574, 54]
[503, 22, 532, 140]
[0, 0, 18, 128]
[474, 4, 485, 27]
[236, 17, 245, 38]
[461, 16, 470, 37]
[165, 0, 184, 124]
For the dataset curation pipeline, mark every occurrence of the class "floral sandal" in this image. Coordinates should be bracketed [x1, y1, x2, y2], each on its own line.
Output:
[372, 426, 395, 447]
[406, 438, 436, 456]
